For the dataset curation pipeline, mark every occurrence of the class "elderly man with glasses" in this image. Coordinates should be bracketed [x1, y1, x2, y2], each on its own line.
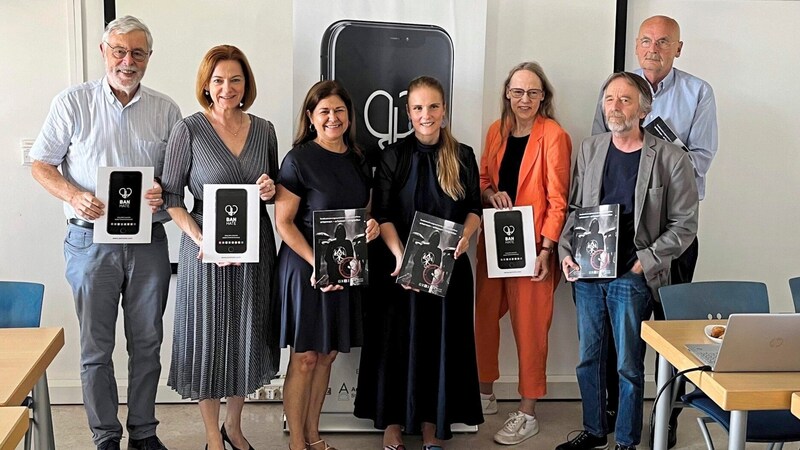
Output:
[30, 15, 180, 450]
[590, 15, 718, 449]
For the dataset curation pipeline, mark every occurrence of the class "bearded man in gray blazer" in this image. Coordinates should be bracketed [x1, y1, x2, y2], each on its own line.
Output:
[555, 72, 698, 450]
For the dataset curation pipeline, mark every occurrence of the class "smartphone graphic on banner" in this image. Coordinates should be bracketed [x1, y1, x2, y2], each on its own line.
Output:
[107, 170, 142, 235]
[494, 210, 526, 269]
[215, 188, 248, 254]
[321, 20, 454, 165]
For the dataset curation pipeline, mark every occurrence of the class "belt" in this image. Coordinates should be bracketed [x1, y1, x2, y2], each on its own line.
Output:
[192, 199, 269, 218]
[68, 218, 94, 229]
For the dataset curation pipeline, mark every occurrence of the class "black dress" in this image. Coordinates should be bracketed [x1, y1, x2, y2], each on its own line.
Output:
[276, 141, 370, 353]
[354, 136, 484, 440]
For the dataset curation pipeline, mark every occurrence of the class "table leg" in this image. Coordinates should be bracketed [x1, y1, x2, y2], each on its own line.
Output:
[32, 372, 55, 450]
[729, 410, 748, 450]
[653, 353, 672, 450]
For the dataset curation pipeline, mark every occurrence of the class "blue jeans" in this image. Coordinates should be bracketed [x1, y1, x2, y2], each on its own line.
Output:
[574, 271, 653, 447]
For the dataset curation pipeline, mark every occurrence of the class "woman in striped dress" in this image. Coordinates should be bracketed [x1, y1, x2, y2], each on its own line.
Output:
[162, 45, 279, 450]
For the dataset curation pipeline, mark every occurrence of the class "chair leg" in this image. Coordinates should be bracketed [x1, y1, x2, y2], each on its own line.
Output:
[696, 416, 716, 450]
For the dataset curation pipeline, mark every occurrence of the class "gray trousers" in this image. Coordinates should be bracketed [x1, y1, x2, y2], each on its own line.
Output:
[64, 222, 170, 445]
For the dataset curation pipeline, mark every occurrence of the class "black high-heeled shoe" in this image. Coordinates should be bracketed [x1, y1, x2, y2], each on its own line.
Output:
[221, 424, 255, 450]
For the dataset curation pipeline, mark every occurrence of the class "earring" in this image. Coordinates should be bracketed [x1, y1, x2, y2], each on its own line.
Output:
[407, 120, 413, 131]
[204, 90, 209, 96]
[441, 117, 449, 128]
[239, 102, 244, 108]
[309, 123, 316, 133]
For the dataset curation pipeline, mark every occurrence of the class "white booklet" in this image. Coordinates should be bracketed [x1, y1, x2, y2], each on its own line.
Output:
[202, 184, 260, 263]
[482, 206, 537, 278]
[93, 166, 154, 244]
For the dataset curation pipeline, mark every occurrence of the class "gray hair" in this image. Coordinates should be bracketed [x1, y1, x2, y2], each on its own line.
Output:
[102, 15, 153, 51]
[602, 72, 653, 119]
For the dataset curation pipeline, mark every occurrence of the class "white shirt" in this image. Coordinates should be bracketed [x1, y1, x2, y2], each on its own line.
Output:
[30, 77, 182, 220]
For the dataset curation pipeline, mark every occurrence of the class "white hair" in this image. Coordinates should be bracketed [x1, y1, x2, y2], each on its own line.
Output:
[102, 15, 153, 51]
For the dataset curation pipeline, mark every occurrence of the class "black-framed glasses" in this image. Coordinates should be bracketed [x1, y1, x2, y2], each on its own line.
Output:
[104, 42, 151, 62]
[508, 88, 544, 100]
[637, 38, 676, 49]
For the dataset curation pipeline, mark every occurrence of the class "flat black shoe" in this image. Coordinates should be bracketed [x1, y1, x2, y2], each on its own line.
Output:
[221, 424, 254, 450]
[98, 439, 121, 450]
[128, 435, 167, 450]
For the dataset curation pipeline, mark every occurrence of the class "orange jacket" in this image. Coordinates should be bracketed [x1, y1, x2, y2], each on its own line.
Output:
[480, 115, 572, 245]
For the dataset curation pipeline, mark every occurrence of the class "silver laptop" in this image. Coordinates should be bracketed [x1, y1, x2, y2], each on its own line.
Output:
[685, 313, 800, 372]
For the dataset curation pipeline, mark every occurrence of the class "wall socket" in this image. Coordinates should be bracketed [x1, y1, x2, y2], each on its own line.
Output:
[20, 139, 35, 166]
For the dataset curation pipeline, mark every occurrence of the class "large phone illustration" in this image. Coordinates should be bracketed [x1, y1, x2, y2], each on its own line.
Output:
[494, 210, 526, 269]
[107, 170, 142, 235]
[215, 188, 248, 254]
[321, 20, 454, 165]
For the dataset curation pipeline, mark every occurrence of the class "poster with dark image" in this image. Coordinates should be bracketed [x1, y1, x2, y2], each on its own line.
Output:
[321, 20, 453, 166]
[313, 208, 368, 286]
[107, 170, 142, 235]
[571, 204, 619, 278]
[396, 212, 463, 297]
[215, 188, 248, 254]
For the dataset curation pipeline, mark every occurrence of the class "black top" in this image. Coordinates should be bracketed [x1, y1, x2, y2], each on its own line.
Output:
[373, 136, 482, 240]
[600, 141, 641, 275]
[497, 134, 529, 204]
[277, 141, 372, 242]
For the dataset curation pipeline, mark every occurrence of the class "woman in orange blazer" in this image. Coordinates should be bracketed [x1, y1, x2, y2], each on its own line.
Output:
[476, 62, 572, 446]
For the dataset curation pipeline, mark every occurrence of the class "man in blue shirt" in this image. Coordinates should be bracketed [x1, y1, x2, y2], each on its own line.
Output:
[30, 16, 180, 450]
[592, 16, 717, 448]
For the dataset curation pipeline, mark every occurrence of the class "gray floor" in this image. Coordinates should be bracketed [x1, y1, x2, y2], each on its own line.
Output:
[37, 400, 772, 450]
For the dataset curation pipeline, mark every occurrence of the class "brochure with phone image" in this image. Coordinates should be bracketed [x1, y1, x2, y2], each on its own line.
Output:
[645, 116, 690, 152]
[93, 166, 153, 244]
[313, 208, 368, 287]
[571, 204, 620, 279]
[483, 206, 537, 278]
[202, 184, 260, 263]
[396, 212, 463, 297]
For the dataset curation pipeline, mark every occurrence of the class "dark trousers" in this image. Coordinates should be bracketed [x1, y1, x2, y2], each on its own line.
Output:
[605, 237, 699, 424]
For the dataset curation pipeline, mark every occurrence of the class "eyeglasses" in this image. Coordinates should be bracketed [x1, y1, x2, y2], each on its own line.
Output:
[508, 88, 544, 100]
[104, 42, 151, 62]
[637, 38, 676, 49]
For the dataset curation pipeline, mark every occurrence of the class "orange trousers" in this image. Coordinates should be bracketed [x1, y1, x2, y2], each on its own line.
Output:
[474, 233, 559, 399]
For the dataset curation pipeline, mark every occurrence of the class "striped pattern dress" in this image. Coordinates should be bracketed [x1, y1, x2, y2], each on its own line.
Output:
[162, 112, 279, 400]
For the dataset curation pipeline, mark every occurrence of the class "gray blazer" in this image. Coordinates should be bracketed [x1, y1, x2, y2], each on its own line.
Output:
[558, 131, 699, 300]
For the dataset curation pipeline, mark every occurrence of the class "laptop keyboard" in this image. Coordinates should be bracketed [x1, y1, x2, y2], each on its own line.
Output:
[686, 344, 720, 367]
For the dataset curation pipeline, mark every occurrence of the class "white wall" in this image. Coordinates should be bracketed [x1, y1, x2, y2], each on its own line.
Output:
[1, 0, 798, 405]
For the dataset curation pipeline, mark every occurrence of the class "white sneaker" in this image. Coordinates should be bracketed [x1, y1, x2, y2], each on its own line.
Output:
[480, 393, 498, 415]
[494, 411, 539, 445]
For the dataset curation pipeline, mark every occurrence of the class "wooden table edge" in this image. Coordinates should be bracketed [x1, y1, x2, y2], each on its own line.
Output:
[0, 406, 29, 449]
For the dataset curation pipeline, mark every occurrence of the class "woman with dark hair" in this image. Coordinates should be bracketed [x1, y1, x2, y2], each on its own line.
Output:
[474, 61, 571, 446]
[275, 80, 379, 450]
[162, 45, 279, 450]
[354, 76, 483, 450]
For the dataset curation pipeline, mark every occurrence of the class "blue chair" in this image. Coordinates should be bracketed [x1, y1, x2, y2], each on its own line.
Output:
[659, 281, 800, 450]
[0, 281, 46, 450]
[789, 277, 800, 313]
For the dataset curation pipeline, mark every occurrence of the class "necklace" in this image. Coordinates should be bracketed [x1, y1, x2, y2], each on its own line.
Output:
[211, 111, 245, 136]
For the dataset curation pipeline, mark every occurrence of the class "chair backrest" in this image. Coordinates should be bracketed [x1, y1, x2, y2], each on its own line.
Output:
[0, 281, 44, 328]
[790, 277, 800, 313]
[658, 281, 769, 320]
